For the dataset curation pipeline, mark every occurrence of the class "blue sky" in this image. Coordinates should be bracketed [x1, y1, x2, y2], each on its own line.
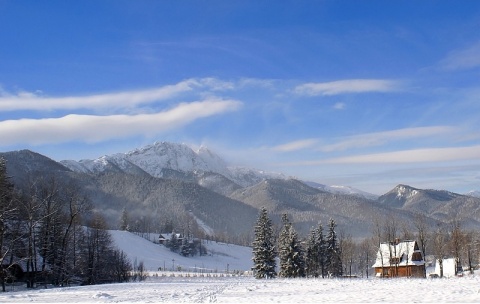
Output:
[1, 1, 480, 195]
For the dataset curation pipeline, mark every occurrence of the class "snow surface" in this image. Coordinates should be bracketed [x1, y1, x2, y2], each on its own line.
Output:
[3, 230, 480, 303]
[108, 230, 252, 273]
[2, 275, 480, 303]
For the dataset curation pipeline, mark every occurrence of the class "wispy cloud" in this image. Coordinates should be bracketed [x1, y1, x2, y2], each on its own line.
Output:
[0, 98, 242, 145]
[322, 145, 480, 164]
[272, 138, 318, 152]
[285, 145, 480, 166]
[0, 78, 236, 112]
[439, 41, 480, 70]
[294, 79, 400, 96]
[333, 102, 346, 110]
[319, 126, 457, 152]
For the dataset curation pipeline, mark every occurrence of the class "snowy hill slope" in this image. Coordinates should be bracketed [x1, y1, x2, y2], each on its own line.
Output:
[109, 230, 253, 273]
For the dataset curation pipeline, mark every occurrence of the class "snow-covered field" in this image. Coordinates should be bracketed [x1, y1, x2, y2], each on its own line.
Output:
[108, 230, 253, 273]
[2, 231, 480, 303]
[2, 275, 480, 303]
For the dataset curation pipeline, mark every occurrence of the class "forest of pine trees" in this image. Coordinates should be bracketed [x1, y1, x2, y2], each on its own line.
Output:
[252, 209, 342, 279]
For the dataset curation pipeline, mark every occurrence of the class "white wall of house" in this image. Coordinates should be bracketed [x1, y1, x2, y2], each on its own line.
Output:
[434, 258, 458, 278]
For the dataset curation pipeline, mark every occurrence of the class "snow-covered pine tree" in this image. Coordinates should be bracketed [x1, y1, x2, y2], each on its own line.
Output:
[119, 207, 130, 231]
[278, 214, 305, 278]
[316, 223, 327, 278]
[180, 238, 191, 257]
[325, 218, 342, 277]
[251, 207, 277, 279]
[305, 228, 318, 277]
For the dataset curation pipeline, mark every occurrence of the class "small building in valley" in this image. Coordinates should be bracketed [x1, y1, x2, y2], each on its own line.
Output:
[372, 239, 425, 278]
[158, 233, 183, 246]
[433, 258, 463, 278]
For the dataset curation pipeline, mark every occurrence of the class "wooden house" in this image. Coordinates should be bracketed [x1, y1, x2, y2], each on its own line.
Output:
[372, 239, 425, 278]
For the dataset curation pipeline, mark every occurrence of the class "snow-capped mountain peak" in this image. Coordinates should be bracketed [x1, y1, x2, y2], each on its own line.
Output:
[395, 184, 419, 199]
[61, 141, 284, 187]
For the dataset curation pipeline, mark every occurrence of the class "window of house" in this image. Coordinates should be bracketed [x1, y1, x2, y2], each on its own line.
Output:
[412, 252, 422, 261]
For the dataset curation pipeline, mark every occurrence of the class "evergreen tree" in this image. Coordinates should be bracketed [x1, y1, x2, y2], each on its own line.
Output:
[325, 218, 342, 277]
[305, 228, 318, 277]
[169, 232, 179, 252]
[278, 214, 305, 278]
[119, 207, 129, 231]
[180, 238, 191, 257]
[251, 207, 276, 279]
[315, 223, 327, 278]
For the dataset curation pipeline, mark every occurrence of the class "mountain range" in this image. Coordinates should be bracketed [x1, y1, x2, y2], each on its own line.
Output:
[2, 141, 480, 242]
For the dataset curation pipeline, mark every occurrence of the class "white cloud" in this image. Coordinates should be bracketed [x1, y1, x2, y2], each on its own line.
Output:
[439, 41, 480, 70]
[294, 79, 400, 96]
[319, 126, 457, 152]
[0, 78, 235, 112]
[195, 78, 236, 91]
[272, 139, 318, 152]
[0, 98, 242, 145]
[333, 102, 346, 110]
[286, 145, 480, 166]
[324, 145, 480, 164]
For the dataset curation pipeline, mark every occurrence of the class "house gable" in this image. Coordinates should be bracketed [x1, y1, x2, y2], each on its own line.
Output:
[372, 239, 426, 278]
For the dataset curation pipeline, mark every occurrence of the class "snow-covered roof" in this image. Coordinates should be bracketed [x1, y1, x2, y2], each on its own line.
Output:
[159, 233, 183, 240]
[372, 240, 425, 268]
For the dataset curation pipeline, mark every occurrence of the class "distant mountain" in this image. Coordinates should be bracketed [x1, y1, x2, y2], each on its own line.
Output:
[378, 184, 480, 226]
[304, 181, 378, 200]
[3, 142, 480, 241]
[0, 149, 74, 188]
[466, 190, 480, 198]
[229, 179, 421, 238]
[61, 141, 285, 190]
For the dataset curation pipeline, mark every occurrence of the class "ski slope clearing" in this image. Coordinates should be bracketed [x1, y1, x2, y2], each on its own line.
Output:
[108, 230, 253, 273]
[2, 275, 480, 303]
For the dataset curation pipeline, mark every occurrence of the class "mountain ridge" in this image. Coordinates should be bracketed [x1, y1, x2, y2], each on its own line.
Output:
[2, 142, 480, 241]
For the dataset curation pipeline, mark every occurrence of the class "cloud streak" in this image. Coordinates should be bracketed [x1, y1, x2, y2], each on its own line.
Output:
[439, 41, 480, 70]
[284, 145, 480, 166]
[319, 126, 457, 152]
[294, 79, 400, 96]
[0, 98, 242, 145]
[272, 139, 318, 152]
[324, 145, 480, 164]
[271, 126, 456, 154]
[0, 78, 236, 112]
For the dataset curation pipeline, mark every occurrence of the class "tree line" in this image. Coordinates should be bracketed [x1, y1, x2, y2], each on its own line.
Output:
[0, 157, 141, 291]
[252, 207, 480, 279]
[252, 207, 342, 279]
